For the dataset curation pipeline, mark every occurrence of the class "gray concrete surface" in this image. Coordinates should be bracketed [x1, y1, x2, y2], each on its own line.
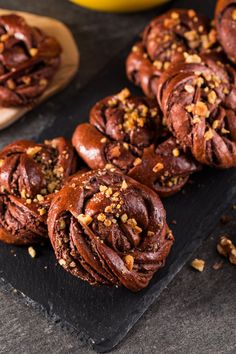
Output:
[0, 0, 235, 353]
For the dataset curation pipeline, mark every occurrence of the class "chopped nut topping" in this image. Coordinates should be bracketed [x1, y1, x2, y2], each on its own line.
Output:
[105, 187, 113, 197]
[26, 199, 32, 204]
[99, 185, 107, 193]
[163, 61, 170, 70]
[6, 79, 16, 90]
[38, 207, 46, 216]
[132, 45, 139, 52]
[121, 213, 128, 223]
[26, 146, 42, 157]
[104, 219, 112, 227]
[124, 255, 134, 271]
[134, 226, 142, 234]
[47, 181, 58, 194]
[39, 78, 48, 86]
[184, 53, 201, 64]
[1, 33, 9, 42]
[153, 162, 164, 173]
[121, 180, 128, 190]
[212, 120, 219, 129]
[204, 129, 214, 141]
[207, 90, 217, 104]
[97, 213, 106, 222]
[28, 246, 36, 258]
[36, 194, 44, 202]
[123, 142, 129, 150]
[105, 163, 114, 170]
[153, 60, 163, 70]
[133, 158, 142, 166]
[184, 84, 194, 93]
[188, 9, 196, 17]
[21, 189, 26, 199]
[184, 30, 198, 42]
[116, 88, 130, 101]
[147, 231, 155, 237]
[29, 48, 38, 57]
[172, 148, 180, 157]
[192, 116, 201, 124]
[77, 214, 92, 225]
[194, 101, 209, 117]
[171, 11, 179, 19]
[59, 258, 66, 266]
[217, 236, 236, 265]
[104, 205, 113, 213]
[22, 76, 31, 85]
[191, 258, 205, 272]
[221, 128, 230, 134]
[100, 137, 107, 143]
[59, 219, 66, 230]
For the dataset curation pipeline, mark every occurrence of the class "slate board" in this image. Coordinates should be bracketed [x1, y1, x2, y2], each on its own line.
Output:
[0, 0, 233, 352]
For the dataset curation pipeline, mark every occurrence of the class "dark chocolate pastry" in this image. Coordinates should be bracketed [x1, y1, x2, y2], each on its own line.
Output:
[157, 52, 236, 168]
[215, 0, 236, 64]
[0, 137, 77, 245]
[126, 42, 161, 99]
[126, 9, 217, 98]
[72, 89, 200, 196]
[0, 14, 62, 107]
[48, 169, 174, 291]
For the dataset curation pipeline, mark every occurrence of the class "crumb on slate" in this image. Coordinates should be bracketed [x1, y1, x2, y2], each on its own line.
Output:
[191, 258, 205, 272]
[28, 246, 36, 258]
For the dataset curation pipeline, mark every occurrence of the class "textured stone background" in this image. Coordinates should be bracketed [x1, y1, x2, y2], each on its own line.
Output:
[0, 1, 235, 353]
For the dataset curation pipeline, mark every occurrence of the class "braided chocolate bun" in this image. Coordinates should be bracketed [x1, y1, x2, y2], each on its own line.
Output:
[157, 52, 236, 168]
[0, 137, 77, 245]
[0, 14, 62, 107]
[215, 0, 236, 63]
[48, 169, 174, 291]
[126, 42, 161, 99]
[72, 89, 200, 196]
[126, 9, 217, 98]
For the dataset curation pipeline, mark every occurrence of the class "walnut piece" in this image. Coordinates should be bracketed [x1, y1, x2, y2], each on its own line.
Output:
[217, 236, 236, 265]
[191, 258, 205, 272]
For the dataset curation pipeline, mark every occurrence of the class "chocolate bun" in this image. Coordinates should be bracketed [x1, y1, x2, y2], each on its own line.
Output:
[157, 52, 236, 168]
[215, 0, 236, 63]
[0, 14, 61, 107]
[72, 89, 200, 196]
[0, 137, 77, 245]
[126, 9, 217, 98]
[126, 42, 161, 99]
[48, 169, 174, 291]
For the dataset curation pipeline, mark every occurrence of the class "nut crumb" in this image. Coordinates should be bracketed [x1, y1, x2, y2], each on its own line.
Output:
[217, 235, 236, 265]
[28, 246, 36, 258]
[191, 258, 205, 272]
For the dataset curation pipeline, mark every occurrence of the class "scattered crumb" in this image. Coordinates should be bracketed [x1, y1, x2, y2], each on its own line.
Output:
[217, 235, 236, 265]
[28, 246, 36, 258]
[232, 204, 236, 210]
[212, 261, 224, 270]
[171, 220, 177, 225]
[191, 258, 205, 272]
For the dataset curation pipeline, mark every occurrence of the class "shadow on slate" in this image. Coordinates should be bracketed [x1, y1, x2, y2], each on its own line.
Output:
[0, 0, 231, 353]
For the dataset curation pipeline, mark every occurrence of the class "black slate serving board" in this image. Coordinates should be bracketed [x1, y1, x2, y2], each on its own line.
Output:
[0, 0, 232, 352]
